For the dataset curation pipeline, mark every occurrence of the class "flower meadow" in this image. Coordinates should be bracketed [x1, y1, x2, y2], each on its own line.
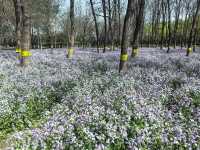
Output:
[0, 48, 199, 150]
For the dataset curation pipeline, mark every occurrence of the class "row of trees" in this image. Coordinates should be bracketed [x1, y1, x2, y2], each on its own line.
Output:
[68, 0, 200, 71]
[1, 0, 125, 49]
[1, 0, 199, 50]
[0, 0, 200, 70]
[0, 0, 64, 49]
[0, 0, 15, 47]
[145, 0, 200, 56]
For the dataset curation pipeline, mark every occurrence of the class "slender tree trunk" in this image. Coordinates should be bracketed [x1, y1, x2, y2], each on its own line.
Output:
[180, 10, 185, 50]
[108, 0, 113, 50]
[20, 0, 31, 66]
[173, 0, 181, 49]
[193, 16, 199, 52]
[181, 6, 189, 49]
[13, 0, 22, 52]
[193, 31, 197, 52]
[154, 0, 161, 47]
[113, 0, 118, 47]
[151, 8, 155, 47]
[90, 0, 100, 52]
[54, 31, 57, 49]
[102, 0, 107, 53]
[31, 27, 34, 49]
[160, 0, 166, 50]
[50, 31, 54, 49]
[67, 0, 75, 58]
[148, 26, 150, 47]
[183, 4, 190, 48]
[187, 0, 200, 56]
[37, 28, 40, 49]
[180, 23, 183, 49]
[117, 0, 121, 46]
[131, 0, 145, 57]
[167, 0, 171, 53]
[140, 19, 145, 47]
[119, 0, 135, 72]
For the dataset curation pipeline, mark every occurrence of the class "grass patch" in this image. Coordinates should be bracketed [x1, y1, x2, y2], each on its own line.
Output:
[107, 138, 127, 150]
[169, 77, 185, 91]
[189, 92, 200, 108]
[128, 116, 145, 139]
[74, 125, 95, 150]
[0, 81, 70, 142]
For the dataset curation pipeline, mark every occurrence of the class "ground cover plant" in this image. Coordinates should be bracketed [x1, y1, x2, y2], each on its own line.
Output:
[0, 48, 199, 149]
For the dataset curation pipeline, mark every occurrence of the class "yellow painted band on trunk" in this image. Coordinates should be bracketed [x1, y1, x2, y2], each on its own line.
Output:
[120, 54, 128, 61]
[132, 48, 139, 57]
[188, 48, 192, 53]
[21, 50, 32, 57]
[16, 48, 21, 53]
[68, 48, 74, 57]
[132, 48, 139, 53]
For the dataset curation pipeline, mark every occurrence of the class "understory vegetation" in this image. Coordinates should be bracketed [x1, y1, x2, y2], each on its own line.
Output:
[0, 48, 199, 149]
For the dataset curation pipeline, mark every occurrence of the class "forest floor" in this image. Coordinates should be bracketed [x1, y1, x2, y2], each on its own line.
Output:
[0, 48, 199, 149]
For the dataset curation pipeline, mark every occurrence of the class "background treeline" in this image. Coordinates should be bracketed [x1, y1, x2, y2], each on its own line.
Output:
[0, 0, 199, 50]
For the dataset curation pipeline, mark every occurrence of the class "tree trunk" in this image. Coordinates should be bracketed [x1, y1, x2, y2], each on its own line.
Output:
[180, 11, 185, 50]
[183, 3, 190, 48]
[160, 0, 166, 50]
[173, 0, 181, 49]
[117, 0, 121, 46]
[187, 0, 200, 56]
[108, 0, 113, 50]
[54, 31, 57, 49]
[167, 0, 172, 53]
[140, 19, 145, 48]
[102, 0, 107, 53]
[37, 28, 40, 49]
[154, 0, 161, 47]
[193, 16, 199, 52]
[113, 0, 118, 47]
[13, 0, 22, 52]
[131, 0, 145, 57]
[90, 0, 100, 53]
[119, 0, 135, 72]
[20, 0, 31, 66]
[67, 0, 75, 58]
[151, 8, 155, 47]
